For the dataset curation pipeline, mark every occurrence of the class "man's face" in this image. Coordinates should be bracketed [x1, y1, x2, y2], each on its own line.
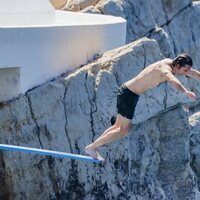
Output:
[174, 65, 191, 75]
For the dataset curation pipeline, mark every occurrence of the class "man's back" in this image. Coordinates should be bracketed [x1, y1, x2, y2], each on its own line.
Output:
[126, 58, 173, 94]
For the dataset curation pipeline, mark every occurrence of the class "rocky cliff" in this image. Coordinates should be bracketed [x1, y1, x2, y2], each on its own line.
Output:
[1, 0, 200, 200]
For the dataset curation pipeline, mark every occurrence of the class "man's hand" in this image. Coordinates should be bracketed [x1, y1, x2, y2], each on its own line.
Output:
[185, 91, 197, 100]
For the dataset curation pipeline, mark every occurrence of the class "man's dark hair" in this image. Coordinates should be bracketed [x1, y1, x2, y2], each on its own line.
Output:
[172, 54, 193, 67]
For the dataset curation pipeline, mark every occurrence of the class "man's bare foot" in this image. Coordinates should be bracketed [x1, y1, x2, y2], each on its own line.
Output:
[85, 145, 105, 162]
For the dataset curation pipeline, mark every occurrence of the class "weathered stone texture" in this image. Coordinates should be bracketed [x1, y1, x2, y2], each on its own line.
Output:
[1, 0, 200, 199]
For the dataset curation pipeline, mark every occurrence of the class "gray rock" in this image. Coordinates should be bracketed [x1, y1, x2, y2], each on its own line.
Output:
[96, 0, 125, 18]
[80, 5, 101, 14]
[0, 36, 200, 199]
[1, 93, 199, 199]
[96, 0, 191, 43]
[62, 0, 99, 11]
[161, 0, 192, 21]
[122, 0, 157, 42]
[2, 0, 200, 199]
[189, 110, 200, 192]
[149, 26, 175, 58]
[127, 106, 197, 200]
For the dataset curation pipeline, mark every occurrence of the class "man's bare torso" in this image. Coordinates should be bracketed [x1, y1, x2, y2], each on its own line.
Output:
[125, 58, 173, 94]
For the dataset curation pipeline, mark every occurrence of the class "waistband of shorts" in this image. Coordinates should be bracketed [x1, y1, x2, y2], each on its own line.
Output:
[121, 84, 140, 97]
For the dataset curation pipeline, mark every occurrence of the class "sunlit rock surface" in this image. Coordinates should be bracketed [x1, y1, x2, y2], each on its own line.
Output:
[1, 0, 200, 199]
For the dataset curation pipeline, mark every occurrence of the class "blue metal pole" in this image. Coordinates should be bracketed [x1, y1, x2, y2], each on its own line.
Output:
[0, 144, 100, 163]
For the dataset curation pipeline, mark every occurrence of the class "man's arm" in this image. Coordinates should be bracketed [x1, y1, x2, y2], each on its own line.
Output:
[164, 71, 196, 99]
[186, 68, 200, 80]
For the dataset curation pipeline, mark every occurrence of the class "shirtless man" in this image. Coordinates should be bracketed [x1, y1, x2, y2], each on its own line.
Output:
[85, 54, 199, 161]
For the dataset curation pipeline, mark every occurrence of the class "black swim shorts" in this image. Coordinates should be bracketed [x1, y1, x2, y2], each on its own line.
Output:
[117, 84, 139, 120]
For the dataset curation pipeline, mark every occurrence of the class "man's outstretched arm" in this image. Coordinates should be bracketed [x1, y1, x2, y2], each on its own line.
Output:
[164, 71, 196, 100]
[186, 68, 200, 80]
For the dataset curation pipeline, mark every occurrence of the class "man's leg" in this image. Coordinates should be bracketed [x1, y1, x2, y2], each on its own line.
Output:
[97, 116, 122, 140]
[85, 114, 131, 160]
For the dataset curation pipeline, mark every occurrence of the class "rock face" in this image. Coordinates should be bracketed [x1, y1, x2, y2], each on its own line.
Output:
[0, 37, 200, 199]
[189, 106, 200, 192]
[1, 0, 200, 200]
[62, 0, 100, 11]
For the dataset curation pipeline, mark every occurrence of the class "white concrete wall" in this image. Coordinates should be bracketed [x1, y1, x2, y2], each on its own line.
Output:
[0, 11, 126, 101]
[0, 0, 55, 26]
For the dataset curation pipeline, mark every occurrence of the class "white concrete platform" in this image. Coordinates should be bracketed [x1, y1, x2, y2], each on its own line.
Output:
[0, 1, 126, 102]
[0, 0, 55, 26]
